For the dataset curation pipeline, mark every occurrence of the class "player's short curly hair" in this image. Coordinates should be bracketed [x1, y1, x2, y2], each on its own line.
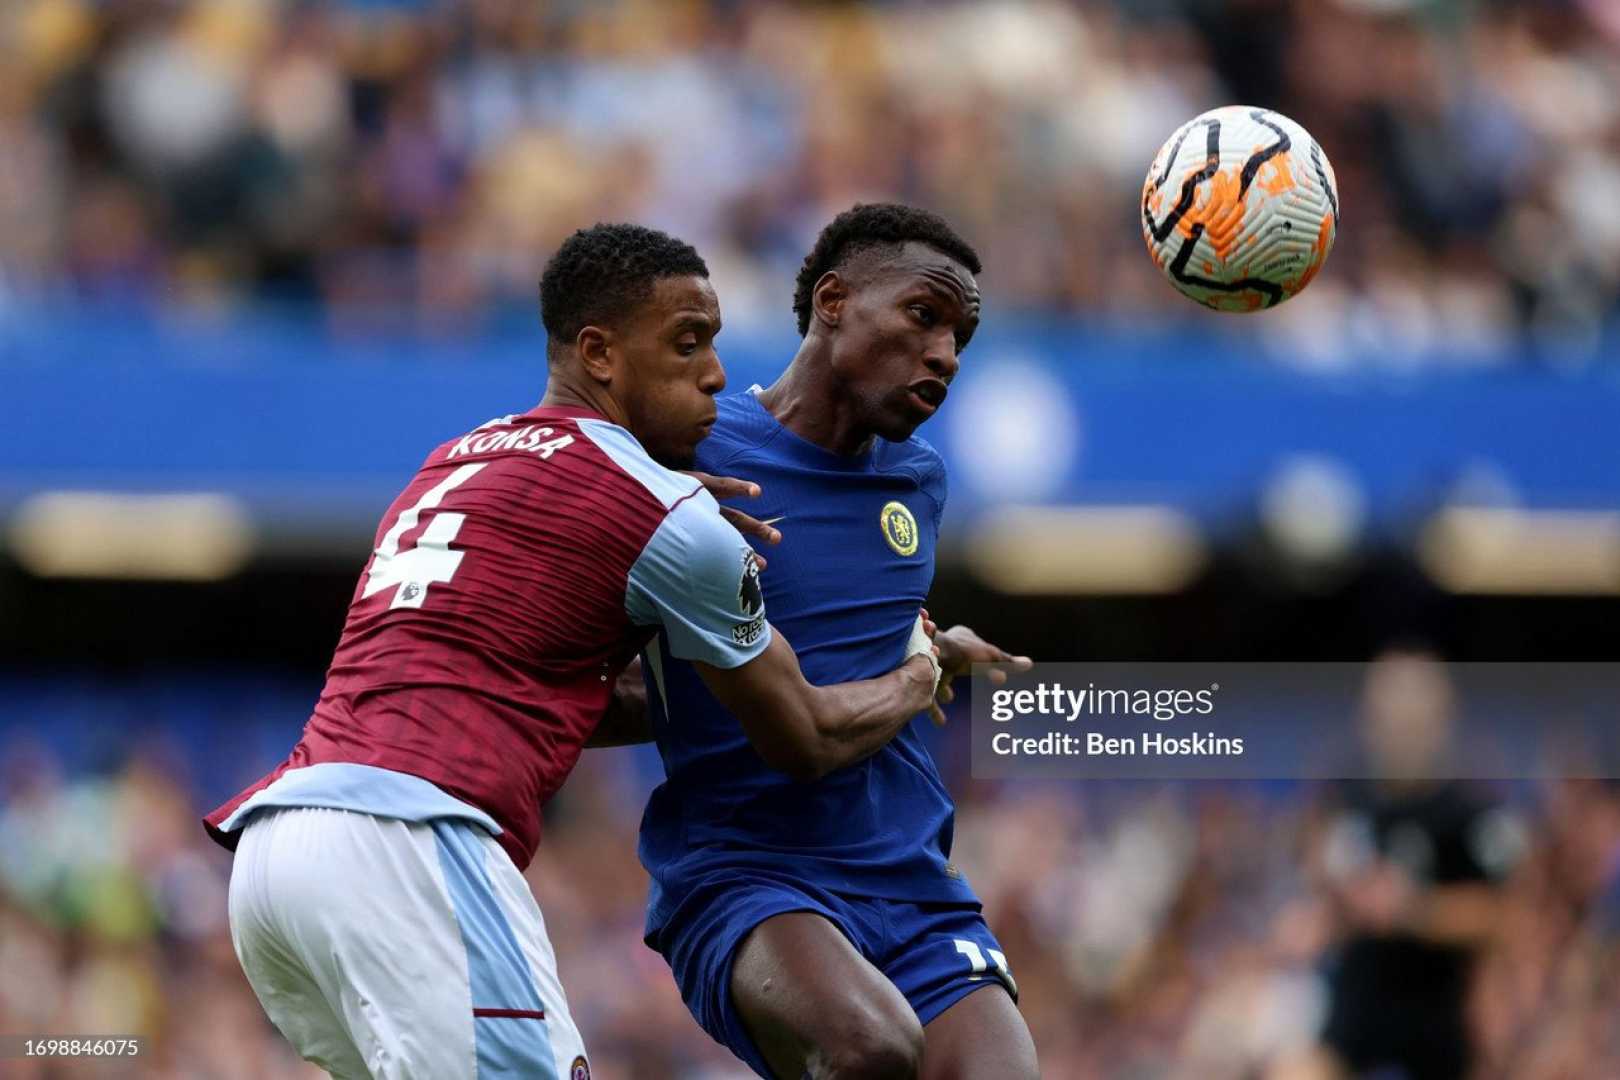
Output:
[791, 203, 982, 336]
[539, 223, 709, 352]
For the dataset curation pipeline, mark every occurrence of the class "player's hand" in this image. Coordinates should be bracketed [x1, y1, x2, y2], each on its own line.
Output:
[931, 624, 1033, 707]
[685, 471, 782, 568]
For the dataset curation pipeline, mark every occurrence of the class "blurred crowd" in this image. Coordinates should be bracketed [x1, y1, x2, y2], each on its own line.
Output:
[2, 0, 1619, 363]
[1, 659, 1617, 1079]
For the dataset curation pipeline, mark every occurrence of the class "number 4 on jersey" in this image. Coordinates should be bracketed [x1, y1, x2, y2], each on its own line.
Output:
[363, 463, 487, 610]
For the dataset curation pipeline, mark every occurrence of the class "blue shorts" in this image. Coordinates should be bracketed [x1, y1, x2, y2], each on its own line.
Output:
[649, 871, 1018, 1079]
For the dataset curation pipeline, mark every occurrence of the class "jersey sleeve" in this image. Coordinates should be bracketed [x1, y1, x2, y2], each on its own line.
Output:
[624, 490, 771, 668]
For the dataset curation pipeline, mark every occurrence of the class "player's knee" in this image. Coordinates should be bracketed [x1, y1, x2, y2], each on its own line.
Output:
[810, 1004, 924, 1080]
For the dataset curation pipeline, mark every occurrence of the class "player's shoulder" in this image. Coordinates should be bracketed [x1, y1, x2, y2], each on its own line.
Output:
[693, 390, 779, 470]
[876, 432, 948, 499]
[426, 407, 698, 509]
[565, 416, 758, 582]
[715, 388, 771, 431]
[570, 415, 704, 510]
[622, 468, 763, 644]
[426, 408, 593, 472]
[644, 485, 743, 572]
[882, 432, 946, 474]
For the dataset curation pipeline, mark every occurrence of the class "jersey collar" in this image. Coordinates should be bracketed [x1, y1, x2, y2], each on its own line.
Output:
[742, 388, 876, 472]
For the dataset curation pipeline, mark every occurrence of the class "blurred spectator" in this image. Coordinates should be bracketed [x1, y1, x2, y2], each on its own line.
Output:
[1289, 650, 1526, 1079]
[0, 0, 1616, 359]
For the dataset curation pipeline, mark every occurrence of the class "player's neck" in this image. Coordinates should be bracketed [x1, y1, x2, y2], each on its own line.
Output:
[756, 347, 875, 458]
[538, 378, 621, 427]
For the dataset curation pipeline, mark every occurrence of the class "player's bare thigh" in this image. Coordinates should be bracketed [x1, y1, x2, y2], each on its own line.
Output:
[731, 911, 925, 1079]
[918, 982, 1039, 1080]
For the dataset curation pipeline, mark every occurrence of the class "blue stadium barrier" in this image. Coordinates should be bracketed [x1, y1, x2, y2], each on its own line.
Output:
[3, 303, 1617, 537]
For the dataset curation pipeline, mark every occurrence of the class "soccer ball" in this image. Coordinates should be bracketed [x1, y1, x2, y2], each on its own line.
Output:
[1141, 106, 1338, 312]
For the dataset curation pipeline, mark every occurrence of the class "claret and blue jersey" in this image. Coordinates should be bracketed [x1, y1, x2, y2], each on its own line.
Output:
[205, 405, 773, 872]
[639, 388, 980, 929]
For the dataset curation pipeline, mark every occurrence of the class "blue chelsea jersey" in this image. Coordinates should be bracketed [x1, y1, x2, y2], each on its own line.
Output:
[638, 390, 979, 937]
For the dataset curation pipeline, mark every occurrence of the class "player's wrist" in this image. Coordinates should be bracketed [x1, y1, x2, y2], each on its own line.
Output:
[904, 614, 943, 692]
[931, 627, 964, 671]
[900, 655, 939, 707]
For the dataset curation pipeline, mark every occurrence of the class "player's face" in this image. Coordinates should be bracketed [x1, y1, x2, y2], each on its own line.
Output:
[615, 275, 726, 469]
[831, 242, 980, 442]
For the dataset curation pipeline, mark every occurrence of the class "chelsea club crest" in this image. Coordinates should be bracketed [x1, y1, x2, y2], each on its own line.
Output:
[879, 501, 919, 557]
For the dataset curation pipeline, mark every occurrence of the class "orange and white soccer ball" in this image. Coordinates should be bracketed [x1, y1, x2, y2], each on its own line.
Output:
[1141, 106, 1338, 312]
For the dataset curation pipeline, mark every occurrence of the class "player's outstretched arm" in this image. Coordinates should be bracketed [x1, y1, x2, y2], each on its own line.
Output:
[625, 484, 935, 775]
[694, 622, 939, 782]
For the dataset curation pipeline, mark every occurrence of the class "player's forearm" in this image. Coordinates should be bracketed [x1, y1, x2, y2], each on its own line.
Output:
[792, 659, 937, 780]
[696, 630, 935, 782]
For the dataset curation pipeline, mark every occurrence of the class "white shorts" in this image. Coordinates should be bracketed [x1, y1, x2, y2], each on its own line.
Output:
[228, 807, 589, 1080]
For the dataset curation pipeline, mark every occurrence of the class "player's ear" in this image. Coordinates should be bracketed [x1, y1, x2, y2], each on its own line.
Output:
[812, 271, 846, 331]
[577, 326, 613, 384]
